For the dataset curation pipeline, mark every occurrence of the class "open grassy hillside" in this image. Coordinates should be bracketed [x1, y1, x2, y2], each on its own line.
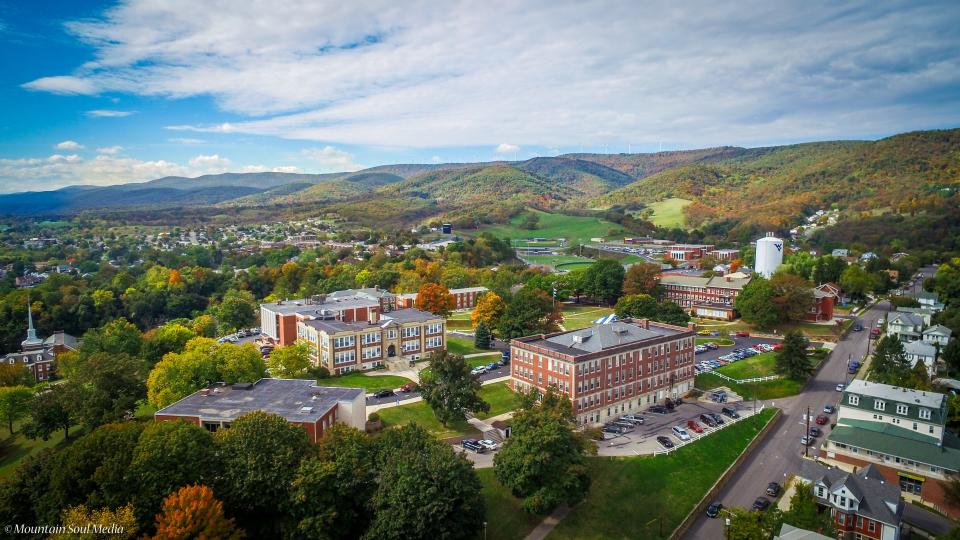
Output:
[476, 208, 627, 245]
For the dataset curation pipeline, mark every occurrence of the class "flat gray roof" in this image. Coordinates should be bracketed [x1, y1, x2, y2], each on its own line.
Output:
[517, 320, 688, 357]
[155, 378, 363, 423]
[845, 380, 944, 409]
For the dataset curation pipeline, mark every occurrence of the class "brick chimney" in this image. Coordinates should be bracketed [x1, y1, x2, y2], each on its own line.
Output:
[638, 318, 650, 329]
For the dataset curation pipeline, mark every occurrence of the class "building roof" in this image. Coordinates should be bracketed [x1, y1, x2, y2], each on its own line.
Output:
[515, 320, 689, 357]
[904, 340, 937, 358]
[917, 291, 939, 301]
[155, 378, 363, 424]
[658, 274, 752, 290]
[887, 312, 925, 328]
[797, 460, 903, 526]
[844, 380, 945, 410]
[923, 324, 952, 338]
[775, 524, 834, 540]
[449, 286, 489, 294]
[43, 331, 78, 350]
[302, 307, 440, 334]
[827, 418, 960, 471]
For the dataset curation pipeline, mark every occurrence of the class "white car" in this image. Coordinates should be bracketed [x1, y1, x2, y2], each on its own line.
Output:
[478, 439, 499, 451]
[470, 366, 487, 376]
[672, 426, 691, 441]
[836, 383, 845, 391]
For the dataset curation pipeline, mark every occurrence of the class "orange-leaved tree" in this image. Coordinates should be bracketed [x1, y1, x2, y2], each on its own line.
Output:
[415, 283, 456, 317]
[152, 484, 244, 540]
[471, 291, 506, 329]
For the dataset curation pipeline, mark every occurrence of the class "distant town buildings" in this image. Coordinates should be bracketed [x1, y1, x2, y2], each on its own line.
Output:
[155, 378, 366, 443]
[396, 286, 489, 311]
[510, 318, 696, 426]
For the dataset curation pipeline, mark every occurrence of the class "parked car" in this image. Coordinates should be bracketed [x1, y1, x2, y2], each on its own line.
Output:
[709, 412, 725, 425]
[649, 405, 669, 414]
[705, 342, 719, 350]
[706, 502, 723, 518]
[735, 331, 750, 337]
[603, 425, 625, 435]
[461, 439, 486, 453]
[823, 405, 835, 414]
[478, 439, 500, 451]
[699, 413, 718, 427]
[470, 366, 487, 376]
[373, 389, 395, 399]
[752, 497, 771, 511]
[815, 414, 829, 425]
[612, 421, 636, 431]
[836, 383, 846, 391]
[656, 436, 674, 449]
[721, 406, 740, 419]
[497, 357, 509, 367]
[687, 420, 704, 433]
[766, 482, 781, 497]
[695, 345, 708, 354]
[698, 329, 712, 336]
[486, 362, 499, 371]
[672, 426, 691, 441]
[400, 383, 419, 393]
[852, 324, 863, 332]
[620, 414, 644, 425]
[801, 435, 815, 446]
[808, 427, 822, 437]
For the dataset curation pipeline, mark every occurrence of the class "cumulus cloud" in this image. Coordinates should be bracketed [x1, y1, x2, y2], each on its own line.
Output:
[55, 140, 84, 150]
[301, 146, 364, 172]
[20, 1, 960, 148]
[431, 155, 442, 163]
[96, 146, 123, 155]
[86, 109, 135, 117]
[495, 143, 519, 154]
[168, 137, 206, 144]
[0, 153, 299, 193]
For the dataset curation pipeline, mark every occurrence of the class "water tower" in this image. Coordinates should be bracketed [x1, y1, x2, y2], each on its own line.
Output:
[755, 233, 784, 279]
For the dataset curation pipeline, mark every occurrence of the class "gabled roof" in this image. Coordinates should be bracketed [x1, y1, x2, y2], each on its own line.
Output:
[827, 418, 960, 471]
[904, 340, 937, 358]
[798, 460, 903, 526]
[887, 312, 924, 327]
[923, 324, 952, 337]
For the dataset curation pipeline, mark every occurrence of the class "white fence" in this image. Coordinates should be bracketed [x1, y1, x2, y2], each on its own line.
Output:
[702, 370, 780, 384]
[652, 404, 766, 456]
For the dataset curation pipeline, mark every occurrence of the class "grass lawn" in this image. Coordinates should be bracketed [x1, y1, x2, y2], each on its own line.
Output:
[319, 372, 413, 392]
[561, 305, 614, 330]
[0, 421, 74, 480]
[645, 198, 692, 230]
[475, 382, 522, 420]
[447, 311, 474, 330]
[715, 352, 777, 379]
[376, 401, 479, 439]
[696, 338, 734, 346]
[547, 408, 778, 539]
[696, 372, 802, 400]
[477, 209, 626, 246]
[447, 335, 490, 356]
[478, 468, 544, 540]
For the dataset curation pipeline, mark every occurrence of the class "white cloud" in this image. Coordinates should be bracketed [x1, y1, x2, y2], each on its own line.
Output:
[0, 153, 300, 193]
[430, 155, 442, 163]
[96, 146, 123, 155]
[55, 140, 84, 150]
[168, 137, 206, 144]
[301, 146, 364, 172]
[20, 1, 960, 148]
[495, 143, 519, 154]
[86, 109, 135, 117]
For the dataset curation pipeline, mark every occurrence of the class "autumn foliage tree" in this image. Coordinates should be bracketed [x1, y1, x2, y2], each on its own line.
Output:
[151, 485, 243, 540]
[415, 283, 456, 317]
[471, 291, 506, 329]
[622, 262, 662, 297]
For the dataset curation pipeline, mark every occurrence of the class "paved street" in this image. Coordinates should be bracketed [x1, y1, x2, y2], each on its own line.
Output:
[683, 301, 891, 539]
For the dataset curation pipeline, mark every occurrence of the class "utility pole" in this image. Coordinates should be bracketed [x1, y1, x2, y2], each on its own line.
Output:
[805, 406, 811, 458]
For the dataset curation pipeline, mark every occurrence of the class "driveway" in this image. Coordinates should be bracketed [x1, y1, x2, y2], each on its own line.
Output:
[682, 302, 892, 539]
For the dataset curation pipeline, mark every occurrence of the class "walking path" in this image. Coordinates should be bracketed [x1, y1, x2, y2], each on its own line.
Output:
[523, 505, 571, 540]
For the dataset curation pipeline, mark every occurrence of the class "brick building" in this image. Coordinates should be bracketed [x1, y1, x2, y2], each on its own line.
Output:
[510, 319, 696, 426]
[665, 244, 714, 264]
[1, 301, 77, 382]
[658, 273, 753, 321]
[259, 288, 399, 347]
[298, 308, 445, 374]
[396, 286, 489, 310]
[819, 381, 960, 518]
[806, 284, 837, 322]
[155, 378, 366, 443]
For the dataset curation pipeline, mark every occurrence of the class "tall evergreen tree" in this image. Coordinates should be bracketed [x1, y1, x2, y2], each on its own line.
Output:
[872, 335, 910, 384]
[474, 320, 492, 349]
[775, 330, 812, 380]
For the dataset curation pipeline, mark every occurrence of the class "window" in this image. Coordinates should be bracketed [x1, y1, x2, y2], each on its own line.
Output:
[897, 404, 909, 415]
[402, 340, 419, 353]
[425, 336, 443, 348]
[334, 350, 356, 364]
[874, 399, 885, 411]
[362, 346, 382, 359]
[920, 408, 931, 420]
[333, 336, 355, 348]
[402, 326, 420, 338]
[427, 323, 443, 334]
[387, 329, 397, 339]
[361, 332, 381, 345]
[868, 520, 875, 532]
[900, 476, 923, 495]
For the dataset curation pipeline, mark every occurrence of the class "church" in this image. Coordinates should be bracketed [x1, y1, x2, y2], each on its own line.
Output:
[1, 300, 77, 382]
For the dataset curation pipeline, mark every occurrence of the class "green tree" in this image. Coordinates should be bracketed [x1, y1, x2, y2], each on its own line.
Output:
[290, 425, 378, 540]
[23, 383, 76, 440]
[614, 294, 659, 319]
[70, 352, 147, 430]
[267, 340, 312, 378]
[942, 338, 960, 377]
[656, 301, 691, 326]
[622, 262, 662, 297]
[781, 481, 836, 536]
[78, 317, 144, 359]
[142, 323, 196, 365]
[418, 350, 490, 426]
[736, 276, 781, 330]
[216, 342, 266, 383]
[0, 385, 34, 435]
[725, 506, 781, 540]
[214, 290, 257, 331]
[775, 331, 812, 380]
[872, 335, 911, 385]
[770, 273, 815, 322]
[0, 364, 36, 387]
[474, 320, 492, 349]
[811, 255, 847, 285]
[214, 411, 313, 533]
[147, 338, 265, 408]
[365, 424, 484, 540]
[496, 289, 560, 339]
[839, 264, 878, 301]
[0, 448, 60, 525]
[584, 259, 625, 305]
[494, 388, 594, 514]
[127, 420, 220, 528]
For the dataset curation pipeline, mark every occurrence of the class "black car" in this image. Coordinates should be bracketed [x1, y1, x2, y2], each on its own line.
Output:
[656, 436, 674, 448]
[808, 427, 822, 437]
[766, 482, 781, 497]
[709, 412, 725, 425]
[602, 425, 625, 434]
[699, 413, 717, 427]
[752, 497, 771, 511]
[721, 406, 740, 419]
[373, 389, 395, 399]
[461, 439, 486, 453]
[706, 502, 723, 518]
[649, 405, 669, 414]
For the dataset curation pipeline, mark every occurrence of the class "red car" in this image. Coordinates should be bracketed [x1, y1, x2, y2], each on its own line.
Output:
[772, 343, 783, 351]
[399, 382, 419, 393]
[687, 420, 704, 433]
[815, 414, 829, 425]
[735, 331, 750, 337]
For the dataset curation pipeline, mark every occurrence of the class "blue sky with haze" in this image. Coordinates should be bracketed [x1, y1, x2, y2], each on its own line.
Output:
[1, 0, 959, 193]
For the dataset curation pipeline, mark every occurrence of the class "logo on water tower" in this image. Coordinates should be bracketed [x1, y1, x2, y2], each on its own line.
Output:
[775, 242, 783, 252]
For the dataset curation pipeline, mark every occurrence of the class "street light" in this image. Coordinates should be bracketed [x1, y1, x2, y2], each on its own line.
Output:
[484, 521, 487, 540]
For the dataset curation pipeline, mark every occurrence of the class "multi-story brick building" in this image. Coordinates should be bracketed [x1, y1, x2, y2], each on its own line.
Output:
[658, 273, 752, 321]
[155, 378, 366, 443]
[820, 381, 960, 518]
[509, 319, 696, 426]
[665, 244, 714, 264]
[397, 286, 489, 311]
[1, 302, 77, 382]
[806, 284, 837, 322]
[796, 460, 903, 540]
[260, 288, 399, 346]
[298, 308, 445, 374]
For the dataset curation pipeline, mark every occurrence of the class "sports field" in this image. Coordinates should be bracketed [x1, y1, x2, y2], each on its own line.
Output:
[523, 254, 596, 271]
[478, 209, 626, 246]
[561, 305, 615, 330]
[646, 198, 691, 229]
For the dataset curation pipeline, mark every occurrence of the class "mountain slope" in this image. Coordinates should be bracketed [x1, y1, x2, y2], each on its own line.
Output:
[515, 156, 635, 197]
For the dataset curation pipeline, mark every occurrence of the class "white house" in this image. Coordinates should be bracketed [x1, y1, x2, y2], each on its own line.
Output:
[905, 340, 938, 377]
[922, 325, 952, 347]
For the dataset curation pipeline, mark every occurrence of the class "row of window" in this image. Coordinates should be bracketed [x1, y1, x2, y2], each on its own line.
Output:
[849, 394, 933, 419]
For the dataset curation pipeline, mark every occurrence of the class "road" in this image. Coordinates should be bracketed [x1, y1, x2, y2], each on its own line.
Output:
[683, 301, 890, 539]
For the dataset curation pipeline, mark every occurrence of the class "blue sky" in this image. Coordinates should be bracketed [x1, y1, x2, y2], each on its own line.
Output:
[1, 0, 959, 193]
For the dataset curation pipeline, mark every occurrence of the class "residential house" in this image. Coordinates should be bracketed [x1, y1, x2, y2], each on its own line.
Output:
[885, 312, 925, 343]
[904, 341, 938, 377]
[922, 325, 952, 347]
[510, 319, 696, 426]
[916, 292, 945, 312]
[796, 460, 903, 540]
[774, 524, 833, 540]
[819, 380, 960, 518]
[832, 249, 850, 258]
[807, 285, 837, 322]
[155, 378, 365, 443]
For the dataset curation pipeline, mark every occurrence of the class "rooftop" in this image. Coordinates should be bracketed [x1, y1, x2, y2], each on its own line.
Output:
[658, 273, 752, 290]
[797, 460, 902, 526]
[155, 378, 363, 424]
[904, 340, 937, 357]
[515, 319, 689, 357]
[828, 418, 960, 471]
[844, 380, 944, 409]
[302, 307, 441, 334]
